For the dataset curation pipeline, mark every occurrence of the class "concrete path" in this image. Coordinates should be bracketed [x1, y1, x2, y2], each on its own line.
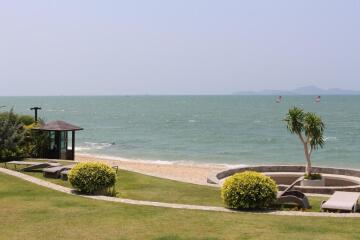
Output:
[1, 167, 359, 218]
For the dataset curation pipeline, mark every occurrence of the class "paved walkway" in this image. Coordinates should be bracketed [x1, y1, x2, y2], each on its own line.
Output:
[1, 167, 359, 218]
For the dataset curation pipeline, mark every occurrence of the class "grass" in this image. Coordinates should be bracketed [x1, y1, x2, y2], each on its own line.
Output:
[1, 172, 360, 240]
[1, 162, 222, 206]
[1, 162, 328, 212]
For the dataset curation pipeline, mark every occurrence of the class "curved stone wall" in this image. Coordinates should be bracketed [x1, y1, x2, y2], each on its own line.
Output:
[207, 165, 360, 194]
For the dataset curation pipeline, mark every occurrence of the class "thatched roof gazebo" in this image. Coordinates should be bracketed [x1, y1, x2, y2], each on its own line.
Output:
[33, 120, 83, 160]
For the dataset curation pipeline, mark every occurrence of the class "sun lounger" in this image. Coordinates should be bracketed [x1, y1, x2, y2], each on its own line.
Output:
[5, 161, 61, 171]
[321, 191, 360, 213]
[5, 161, 43, 169]
[60, 170, 70, 180]
[43, 165, 76, 178]
[276, 176, 310, 209]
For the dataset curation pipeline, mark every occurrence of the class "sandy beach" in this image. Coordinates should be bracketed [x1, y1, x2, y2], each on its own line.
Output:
[76, 154, 227, 186]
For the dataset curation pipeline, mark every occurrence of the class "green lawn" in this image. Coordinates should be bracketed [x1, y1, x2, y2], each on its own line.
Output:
[0, 173, 360, 240]
[1, 162, 221, 206]
[1, 162, 326, 211]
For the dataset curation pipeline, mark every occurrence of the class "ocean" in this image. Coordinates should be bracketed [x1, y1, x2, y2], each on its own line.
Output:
[1, 96, 359, 168]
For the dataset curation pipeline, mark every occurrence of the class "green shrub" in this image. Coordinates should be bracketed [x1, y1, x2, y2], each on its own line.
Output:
[0, 109, 26, 161]
[17, 115, 35, 125]
[23, 122, 49, 158]
[0, 109, 47, 161]
[68, 162, 116, 195]
[221, 171, 277, 209]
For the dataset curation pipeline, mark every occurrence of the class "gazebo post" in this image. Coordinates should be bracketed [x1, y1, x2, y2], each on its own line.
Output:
[72, 130, 75, 160]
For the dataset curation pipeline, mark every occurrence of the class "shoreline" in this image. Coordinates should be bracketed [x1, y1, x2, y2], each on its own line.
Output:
[76, 152, 247, 168]
[76, 153, 229, 186]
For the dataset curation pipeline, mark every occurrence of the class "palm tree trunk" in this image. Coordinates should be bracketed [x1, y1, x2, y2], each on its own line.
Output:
[303, 143, 312, 176]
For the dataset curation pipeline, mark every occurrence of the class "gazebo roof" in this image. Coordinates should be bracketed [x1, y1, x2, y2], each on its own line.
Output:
[34, 120, 83, 131]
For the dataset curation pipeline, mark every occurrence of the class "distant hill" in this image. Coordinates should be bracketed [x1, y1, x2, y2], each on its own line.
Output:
[234, 86, 360, 95]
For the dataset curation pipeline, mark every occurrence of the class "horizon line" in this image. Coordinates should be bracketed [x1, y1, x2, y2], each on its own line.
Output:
[1, 93, 360, 97]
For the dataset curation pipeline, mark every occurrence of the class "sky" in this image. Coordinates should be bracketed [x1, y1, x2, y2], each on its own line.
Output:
[0, 0, 359, 95]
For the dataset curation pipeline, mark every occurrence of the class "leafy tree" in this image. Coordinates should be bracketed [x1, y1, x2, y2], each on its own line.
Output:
[0, 109, 26, 161]
[0, 109, 49, 161]
[284, 107, 325, 177]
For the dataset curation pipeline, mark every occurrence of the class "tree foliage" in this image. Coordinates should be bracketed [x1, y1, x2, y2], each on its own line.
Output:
[0, 109, 26, 161]
[0, 109, 49, 161]
[284, 107, 325, 176]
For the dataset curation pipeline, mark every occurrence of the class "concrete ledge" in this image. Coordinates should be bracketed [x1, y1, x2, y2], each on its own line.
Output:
[207, 165, 360, 194]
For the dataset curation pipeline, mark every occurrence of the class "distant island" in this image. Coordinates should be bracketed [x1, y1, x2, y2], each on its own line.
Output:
[234, 86, 360, 95]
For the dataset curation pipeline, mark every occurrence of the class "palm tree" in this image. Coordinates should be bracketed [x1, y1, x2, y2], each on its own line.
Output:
[284, 107, 325, 177]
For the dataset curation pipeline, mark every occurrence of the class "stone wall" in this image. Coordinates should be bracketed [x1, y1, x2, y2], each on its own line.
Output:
[208, 165, 360, 194]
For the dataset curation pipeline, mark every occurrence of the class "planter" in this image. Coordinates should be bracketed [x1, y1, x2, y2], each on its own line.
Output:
[301, 178, 325, 187]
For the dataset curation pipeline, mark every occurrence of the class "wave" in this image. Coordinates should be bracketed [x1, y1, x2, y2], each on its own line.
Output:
[76, 142, 114, 151]
[77, 153, 248, 169]
[75, 146, 92, 151]
[324, 136, 337, 142]
[254, 137, 276, 144]
[46, 109, 66, 112]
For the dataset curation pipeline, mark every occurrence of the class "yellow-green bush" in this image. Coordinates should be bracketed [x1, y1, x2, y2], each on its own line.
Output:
[68, 162, 116, 195]
[221, 171, 277, 209]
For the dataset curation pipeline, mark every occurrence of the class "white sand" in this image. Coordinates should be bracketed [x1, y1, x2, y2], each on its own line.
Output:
[76, 154, 227, 186]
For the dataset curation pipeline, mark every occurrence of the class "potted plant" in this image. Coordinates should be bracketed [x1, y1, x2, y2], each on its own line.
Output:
[284, 107, 325, 186]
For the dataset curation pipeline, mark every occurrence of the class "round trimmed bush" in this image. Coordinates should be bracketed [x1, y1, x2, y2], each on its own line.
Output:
[68, 162, 116, 194]
[221, 171, 277, 209]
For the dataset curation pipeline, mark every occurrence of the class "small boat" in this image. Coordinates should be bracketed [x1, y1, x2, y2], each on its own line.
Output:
[315, 96, 321, 103]
[276, 96, 282, 103]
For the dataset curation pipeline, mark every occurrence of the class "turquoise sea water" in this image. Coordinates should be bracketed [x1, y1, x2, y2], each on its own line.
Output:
[1, 96, 359, 168]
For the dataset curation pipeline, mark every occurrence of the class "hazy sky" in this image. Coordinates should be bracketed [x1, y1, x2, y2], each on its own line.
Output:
[1, 0, 359, 95]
